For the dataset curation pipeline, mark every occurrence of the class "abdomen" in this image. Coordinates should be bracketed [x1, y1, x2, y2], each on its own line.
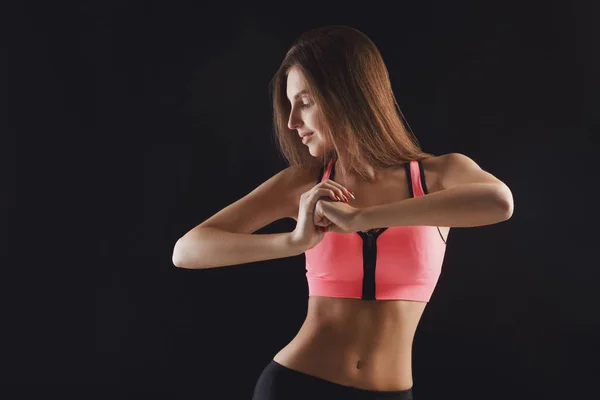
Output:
[272, 296, 427, 391]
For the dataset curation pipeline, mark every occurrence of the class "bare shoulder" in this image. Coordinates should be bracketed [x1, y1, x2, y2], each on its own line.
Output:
[420, 152, 478, 169]
[420, 152, 507, 191]
[418, 153, 451, 194]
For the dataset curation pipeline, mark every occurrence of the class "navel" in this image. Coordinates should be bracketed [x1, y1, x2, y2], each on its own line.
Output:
[356, 359, 362, 369]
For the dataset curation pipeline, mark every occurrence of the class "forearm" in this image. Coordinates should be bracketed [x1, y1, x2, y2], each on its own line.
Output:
[172, 227, 303, 269]
[355, 183, 513, 230]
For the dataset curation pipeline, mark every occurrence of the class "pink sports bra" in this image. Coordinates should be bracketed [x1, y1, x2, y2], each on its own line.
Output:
[304, 157, 447, 302]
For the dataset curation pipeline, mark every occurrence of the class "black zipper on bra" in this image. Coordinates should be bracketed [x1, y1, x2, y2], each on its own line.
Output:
[328, 157, 394, 299]
[363, 231, 376, 299]
[357, 228, 387, 300]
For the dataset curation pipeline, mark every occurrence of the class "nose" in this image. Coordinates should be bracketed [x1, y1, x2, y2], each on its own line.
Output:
[287, 107, 303, 130]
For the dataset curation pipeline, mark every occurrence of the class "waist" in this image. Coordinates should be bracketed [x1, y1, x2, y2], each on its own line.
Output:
[303, 296, 427, 348]
[273, 296, 427, 391]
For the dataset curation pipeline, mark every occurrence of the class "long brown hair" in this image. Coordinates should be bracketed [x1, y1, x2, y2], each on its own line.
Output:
[269, 25, 434, 181]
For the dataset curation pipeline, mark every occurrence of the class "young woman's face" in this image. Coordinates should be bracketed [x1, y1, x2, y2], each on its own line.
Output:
[286, 67, 332, 157]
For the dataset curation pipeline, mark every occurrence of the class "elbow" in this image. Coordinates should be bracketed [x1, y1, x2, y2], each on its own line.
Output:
[172, 237, 199, 269]
[172, 235, 212, 269]
[494, 183, 514, 221]
[172, 239, 186, 268]
[172, 228, 217, 269]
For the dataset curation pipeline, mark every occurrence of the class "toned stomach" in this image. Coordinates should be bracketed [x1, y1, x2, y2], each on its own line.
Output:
[273, 296, 427, 391]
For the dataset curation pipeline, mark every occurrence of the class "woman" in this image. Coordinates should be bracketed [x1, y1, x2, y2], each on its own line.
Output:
[172, 25, 514, 400]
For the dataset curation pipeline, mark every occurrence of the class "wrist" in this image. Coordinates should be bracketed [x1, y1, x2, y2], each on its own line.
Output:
[286, 231, 308, 255]
[352, 207, 370, 232]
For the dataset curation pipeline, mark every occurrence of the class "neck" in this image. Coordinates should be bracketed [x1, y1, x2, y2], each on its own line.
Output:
[331, 154, 383, 183]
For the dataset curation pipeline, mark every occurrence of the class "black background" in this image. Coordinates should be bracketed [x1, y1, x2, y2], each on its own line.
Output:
[6, 0, 598, 399]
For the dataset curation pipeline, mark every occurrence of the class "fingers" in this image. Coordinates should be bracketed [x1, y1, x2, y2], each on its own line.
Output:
[319, 180, 354, 203]
[300, 181, 355, 220]
[309, 187, 339, 204]
[302, 179, 355, 204]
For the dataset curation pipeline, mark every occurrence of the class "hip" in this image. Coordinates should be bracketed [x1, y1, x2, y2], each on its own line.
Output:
[253, 359, 414, 400]
[272, 336, 414, 392]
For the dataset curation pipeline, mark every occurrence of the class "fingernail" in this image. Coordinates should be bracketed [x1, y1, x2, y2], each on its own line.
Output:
[349, 193, 356, 200]
[335, 196, 341, 201]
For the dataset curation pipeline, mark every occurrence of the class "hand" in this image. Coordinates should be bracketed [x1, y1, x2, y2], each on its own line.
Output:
[290, 179, 354, 251]
[314, 198, 361, 234]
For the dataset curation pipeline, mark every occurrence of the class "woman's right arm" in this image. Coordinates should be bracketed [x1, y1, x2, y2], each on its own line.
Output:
[172, 165, 311, 269]
[172, 228, 304, 269]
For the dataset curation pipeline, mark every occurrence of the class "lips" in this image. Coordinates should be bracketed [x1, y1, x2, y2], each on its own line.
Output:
[301, 132, 314, 144]
[299, 131, 314, 138]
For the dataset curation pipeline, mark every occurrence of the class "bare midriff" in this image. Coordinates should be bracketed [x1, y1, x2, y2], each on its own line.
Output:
[273, 296, 427, 391]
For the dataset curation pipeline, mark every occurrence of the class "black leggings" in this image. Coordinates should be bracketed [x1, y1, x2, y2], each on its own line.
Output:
[252, 360, 414, 400]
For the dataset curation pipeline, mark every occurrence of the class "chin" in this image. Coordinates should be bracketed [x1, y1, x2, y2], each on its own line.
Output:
[308, 145, 328, 158]
[306, 139, 332, 158]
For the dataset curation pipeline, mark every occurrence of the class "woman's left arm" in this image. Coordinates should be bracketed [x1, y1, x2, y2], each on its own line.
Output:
[354, 153, 514, 230]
